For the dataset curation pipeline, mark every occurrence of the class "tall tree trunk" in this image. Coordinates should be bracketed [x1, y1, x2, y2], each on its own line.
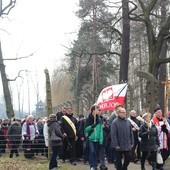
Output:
[158, 0, 168, 114]
[0, 42, 14, 118]
[139, 40, 145, 108]
[92, 3, 98, 103]
[75, 56, 81, 115]
[119, 0, 130, 82]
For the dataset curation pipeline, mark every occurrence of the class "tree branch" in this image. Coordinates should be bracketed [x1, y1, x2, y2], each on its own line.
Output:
[61, 44, 120, 57]
[146, 0, 157, 14]
[110, 27, 122, 37]
[3, 48, 40, 61]
[138, 0, 146, 12]
[129, 1, 145, 22]
[158, 57, 170, 65]
[7, 69, 26, 81]
[156, 16, 170, 55]
[0, 0, 16, 16]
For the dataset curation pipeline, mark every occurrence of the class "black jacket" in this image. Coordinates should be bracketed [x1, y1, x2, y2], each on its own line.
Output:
[60, 113, 78, 139]
[139, 122, 159, 152]
[7, 122, 22, 141]
[130, 116, 141, 143]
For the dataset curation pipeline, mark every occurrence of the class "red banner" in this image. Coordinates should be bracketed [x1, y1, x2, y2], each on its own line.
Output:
[96, 83, 128, 111]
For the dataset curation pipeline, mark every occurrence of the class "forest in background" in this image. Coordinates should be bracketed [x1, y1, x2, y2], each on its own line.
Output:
[51, 0, 170, 116]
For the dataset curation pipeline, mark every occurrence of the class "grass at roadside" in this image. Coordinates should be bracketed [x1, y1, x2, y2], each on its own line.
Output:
[0, 153, 82, 170]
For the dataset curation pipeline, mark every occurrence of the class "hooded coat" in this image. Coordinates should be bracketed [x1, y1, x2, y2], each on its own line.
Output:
[47, 119, 63, 147]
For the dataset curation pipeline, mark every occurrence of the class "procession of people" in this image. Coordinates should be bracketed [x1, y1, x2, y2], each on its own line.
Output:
[0, 104, 170, 170]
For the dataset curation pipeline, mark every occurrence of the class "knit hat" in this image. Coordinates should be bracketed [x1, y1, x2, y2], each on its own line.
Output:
[154, 106, 161, 113]
[142, 112, 151, 119]
[49, 114, 56, 120]
[15, 118, 21, 122]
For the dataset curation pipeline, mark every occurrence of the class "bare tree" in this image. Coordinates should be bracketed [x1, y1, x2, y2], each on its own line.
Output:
[0, 0, 16, 118]
[0, 42, 14, 118]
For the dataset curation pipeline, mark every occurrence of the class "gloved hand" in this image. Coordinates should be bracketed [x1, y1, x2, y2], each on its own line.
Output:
[115, 146, 120, 151]
[91, 123, 96, 129]
[24, 135, 30, 140]
[147, 130, 150, 135]
[161, 124, 168, 133]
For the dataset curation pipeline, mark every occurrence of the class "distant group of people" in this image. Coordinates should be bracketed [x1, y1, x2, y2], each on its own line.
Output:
[0, 115, 46, 159]
[0, 104, 170, 170]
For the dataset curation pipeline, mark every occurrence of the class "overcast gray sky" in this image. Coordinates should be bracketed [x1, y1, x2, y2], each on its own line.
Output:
[0, 0, 79, 113]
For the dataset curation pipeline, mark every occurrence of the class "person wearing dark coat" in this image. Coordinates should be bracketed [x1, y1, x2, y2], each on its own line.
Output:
[48, 114, 63, 170]
[105, 103, 121, 165]
[0, 126, 5, 156]
[60, 106, 78, 165]
[56, 107, 67, 122]
[129, 110, 141, 163]
[111, 107, 134, 170]
[7, 118, 22, 158]
[35, 119, 45, 155]
[1, 120, 9, 153]
[85, 105, 104, 170]
[75, 114, 84, 161]
[139, 113, 159, 170]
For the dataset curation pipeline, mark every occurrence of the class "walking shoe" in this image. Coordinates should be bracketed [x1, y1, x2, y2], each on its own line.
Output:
[100, 165, 108, 170]
[134, 158, 139, 163]
[70, 161, 77, 165]
[9, 154, 13, 158]
[50, 168, 57, 170]
[16, 153, 19, 157]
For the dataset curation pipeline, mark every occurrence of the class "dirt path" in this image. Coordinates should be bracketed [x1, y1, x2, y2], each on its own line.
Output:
[59, 158, 170, 170]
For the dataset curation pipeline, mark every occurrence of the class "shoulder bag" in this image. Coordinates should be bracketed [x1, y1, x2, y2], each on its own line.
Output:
[50, 130, 62, 142]
[157, 150, 163, 164]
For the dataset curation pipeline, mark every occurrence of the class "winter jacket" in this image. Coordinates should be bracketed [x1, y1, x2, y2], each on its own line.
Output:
[139, 122, 159, 152]
[60, 113, 78, 139]
[47, 120, 63, 147]
[111, 116, 134, 151]
[7, 122, 21, 141]
[37, 123, 45, 143]
[130, 116, 141, 143]
[152, 116, 170, 150]
[84, 113, 103, 145]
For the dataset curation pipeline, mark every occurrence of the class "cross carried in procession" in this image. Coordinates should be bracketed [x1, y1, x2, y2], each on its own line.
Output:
[161, 78, 170, 117]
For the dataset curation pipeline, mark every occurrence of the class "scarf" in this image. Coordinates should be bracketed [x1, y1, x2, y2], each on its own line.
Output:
[26, 120, 36, 138]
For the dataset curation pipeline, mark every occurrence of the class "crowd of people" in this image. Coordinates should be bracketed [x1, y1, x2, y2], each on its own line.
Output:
[0, 104, 170, 170]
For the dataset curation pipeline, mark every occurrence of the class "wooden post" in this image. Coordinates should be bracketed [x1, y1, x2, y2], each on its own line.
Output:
[44, 69, 53, 160]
